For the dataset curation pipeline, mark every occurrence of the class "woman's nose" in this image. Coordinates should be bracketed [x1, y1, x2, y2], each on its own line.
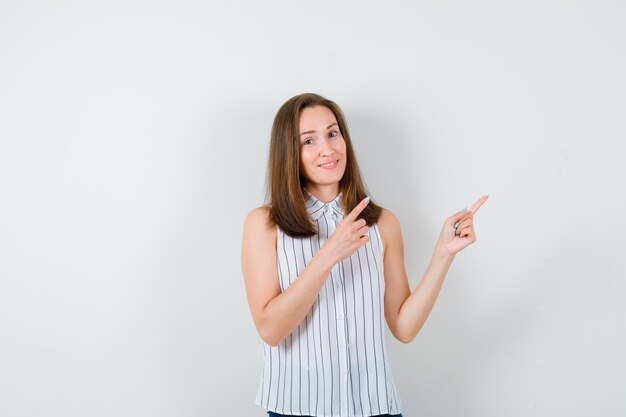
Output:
[318, 138, 334, 156]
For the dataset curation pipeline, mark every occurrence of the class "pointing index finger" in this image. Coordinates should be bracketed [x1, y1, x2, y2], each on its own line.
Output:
[468, 195, 489, 214]
[347, 196, 370, 220]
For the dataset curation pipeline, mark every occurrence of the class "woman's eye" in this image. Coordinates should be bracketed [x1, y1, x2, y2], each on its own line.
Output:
[329, 130, 338, 138]
[303, 138, 313, 145]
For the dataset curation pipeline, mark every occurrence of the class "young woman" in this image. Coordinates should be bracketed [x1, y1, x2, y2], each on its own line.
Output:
[241, 93, 488, 417]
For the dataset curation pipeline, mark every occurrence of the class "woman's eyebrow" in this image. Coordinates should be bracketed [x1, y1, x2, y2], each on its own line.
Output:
[299, 123, 338, 136]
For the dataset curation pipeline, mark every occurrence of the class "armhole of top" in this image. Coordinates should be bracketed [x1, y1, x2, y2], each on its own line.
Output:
[275, 224, 280, 252]
[373, 222, 385, 261]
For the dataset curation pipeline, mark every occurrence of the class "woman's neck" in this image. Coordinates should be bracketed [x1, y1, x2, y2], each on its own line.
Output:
[305, 184, 340, 203]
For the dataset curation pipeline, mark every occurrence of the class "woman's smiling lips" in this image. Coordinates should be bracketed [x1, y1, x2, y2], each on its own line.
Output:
[318, 160, 338, 169]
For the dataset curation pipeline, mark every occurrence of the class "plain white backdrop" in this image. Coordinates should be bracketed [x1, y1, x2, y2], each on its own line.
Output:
[1, 1, 625, 416]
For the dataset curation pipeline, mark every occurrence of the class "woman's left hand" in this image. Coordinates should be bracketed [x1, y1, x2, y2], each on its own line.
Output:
[436, 195, 489, 257]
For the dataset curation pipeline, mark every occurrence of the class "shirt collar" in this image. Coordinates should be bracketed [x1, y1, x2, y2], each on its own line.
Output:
[304, 189, 344, 221]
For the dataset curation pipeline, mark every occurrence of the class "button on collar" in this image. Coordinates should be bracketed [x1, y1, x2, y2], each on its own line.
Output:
[304, 189, 345, 221]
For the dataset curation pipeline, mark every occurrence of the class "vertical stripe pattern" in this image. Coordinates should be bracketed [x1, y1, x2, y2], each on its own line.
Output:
[255, 190, 403, 417]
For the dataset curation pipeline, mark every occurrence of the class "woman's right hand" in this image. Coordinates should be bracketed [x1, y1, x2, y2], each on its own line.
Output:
[322, 196, 371, 265]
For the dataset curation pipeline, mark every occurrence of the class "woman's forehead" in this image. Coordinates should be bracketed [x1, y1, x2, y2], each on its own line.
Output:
[299, 106, 337, 131]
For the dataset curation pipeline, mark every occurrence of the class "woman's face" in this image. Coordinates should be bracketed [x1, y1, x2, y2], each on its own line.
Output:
[298, 105, 347, 191]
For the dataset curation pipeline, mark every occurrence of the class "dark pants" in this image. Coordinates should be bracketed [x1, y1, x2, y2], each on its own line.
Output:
[268, 412, 403, 417]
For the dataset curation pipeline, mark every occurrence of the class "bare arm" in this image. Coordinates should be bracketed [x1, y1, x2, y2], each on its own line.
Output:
[379, 209, 455, 343]
[241, 198, 371, 346]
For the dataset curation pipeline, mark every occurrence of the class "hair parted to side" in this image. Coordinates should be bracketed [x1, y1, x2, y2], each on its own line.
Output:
[264, 92, 382, 238]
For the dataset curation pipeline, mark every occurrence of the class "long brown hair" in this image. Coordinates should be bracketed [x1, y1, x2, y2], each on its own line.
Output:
[264, 92, 382, 237]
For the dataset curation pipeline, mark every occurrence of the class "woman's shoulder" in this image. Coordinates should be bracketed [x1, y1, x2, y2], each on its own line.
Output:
[245, 203, 271, 217]
[243, 204, 277, 249]
[375, 207, 402, 255]
[374, 205, 399, 227]
[242, 207, 278, 281]
[244, 204, 274, 230]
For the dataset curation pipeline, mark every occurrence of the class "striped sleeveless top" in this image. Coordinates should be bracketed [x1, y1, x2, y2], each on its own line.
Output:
[255, 190, 403, 417]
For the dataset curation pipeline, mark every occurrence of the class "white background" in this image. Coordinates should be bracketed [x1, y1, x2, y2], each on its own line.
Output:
[1, 1, 625, 416]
